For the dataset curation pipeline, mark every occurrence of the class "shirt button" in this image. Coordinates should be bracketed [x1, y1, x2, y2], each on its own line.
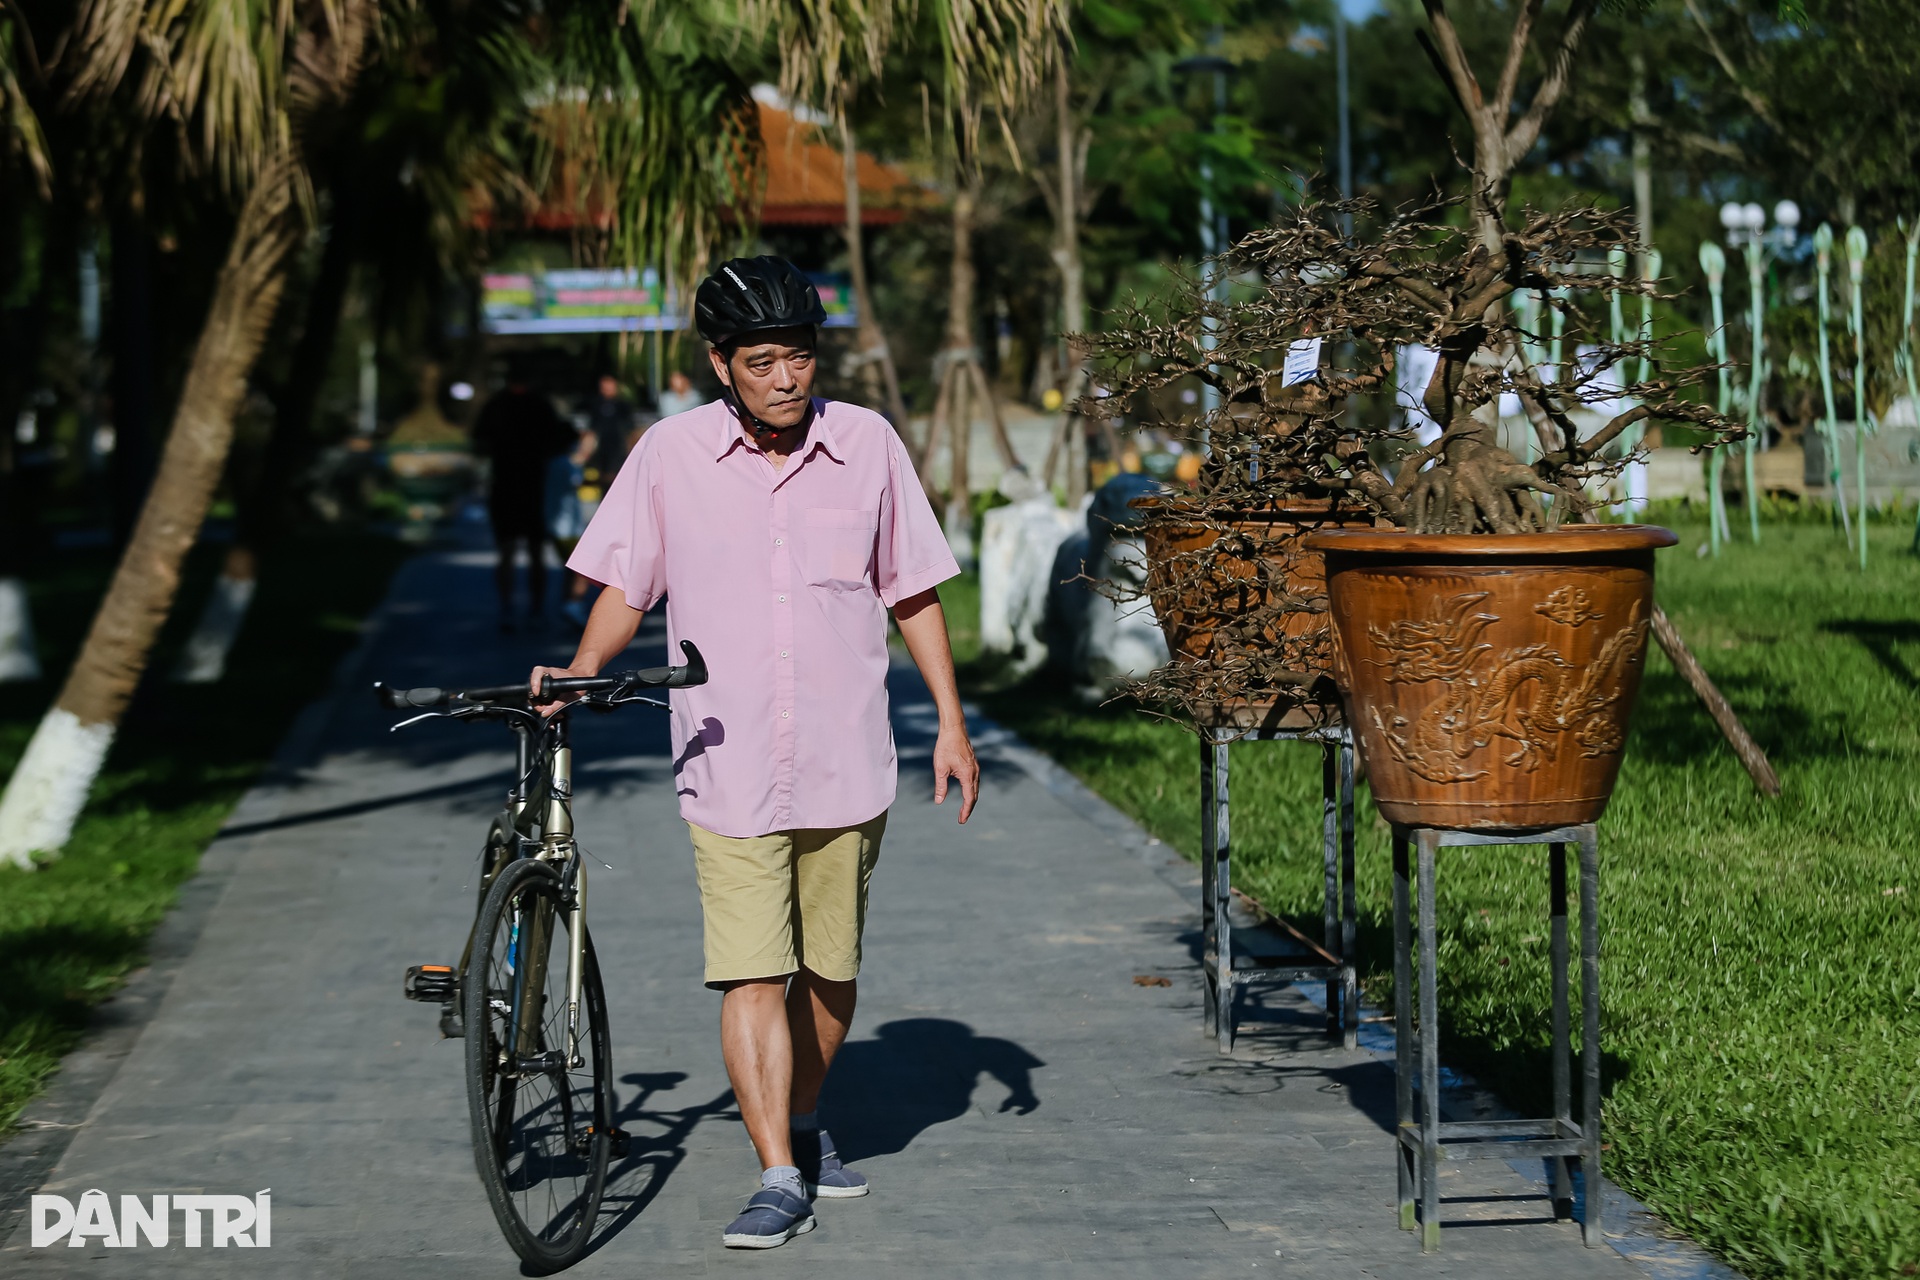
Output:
[778, 594, 786, 602]
[781, 709, 790, 718]
[775, 538, 783, 546]
[780, 649, 789, 658]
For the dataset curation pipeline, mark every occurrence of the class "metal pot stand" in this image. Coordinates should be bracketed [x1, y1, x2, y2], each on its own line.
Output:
[1392, 823, 1603, 1253]
[1198, 724, 1360, 1054]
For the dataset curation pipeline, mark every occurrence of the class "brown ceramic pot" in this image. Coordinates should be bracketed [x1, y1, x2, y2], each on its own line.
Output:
[1141, 499, 1374, 729]
[1305, 525, 1677, 830]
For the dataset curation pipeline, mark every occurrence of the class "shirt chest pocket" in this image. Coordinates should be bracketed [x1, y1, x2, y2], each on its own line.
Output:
[802, 508, 879, 590]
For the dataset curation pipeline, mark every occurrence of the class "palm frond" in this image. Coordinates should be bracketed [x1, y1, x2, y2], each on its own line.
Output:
[929, 0, 1068, 166]
[0, 3, 50, 190]
[535, 4, 763, 287]
[739, 0, 895, 117]
[69, 0, 292, 190]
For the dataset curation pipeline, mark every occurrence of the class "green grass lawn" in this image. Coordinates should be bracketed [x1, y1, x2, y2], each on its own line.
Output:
[0, 531, 406, 1133]
[948, 511, 1920, 1280]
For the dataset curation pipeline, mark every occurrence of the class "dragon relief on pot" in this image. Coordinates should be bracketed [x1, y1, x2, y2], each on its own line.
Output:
[1359, 589, 1649, 783]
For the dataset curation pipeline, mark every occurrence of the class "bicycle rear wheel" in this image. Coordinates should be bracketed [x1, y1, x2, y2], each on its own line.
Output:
[464, 856, 612, 1271]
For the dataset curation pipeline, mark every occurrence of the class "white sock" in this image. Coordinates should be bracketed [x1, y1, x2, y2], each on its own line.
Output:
[761, 1165, 803, 1194]
[791, 1110, 820, 1132]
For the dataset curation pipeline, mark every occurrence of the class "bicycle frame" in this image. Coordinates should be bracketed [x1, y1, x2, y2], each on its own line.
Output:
[381, 641, 699, 1073]
[432, 710, 589, 1074]
[493, 714, 589, 1073]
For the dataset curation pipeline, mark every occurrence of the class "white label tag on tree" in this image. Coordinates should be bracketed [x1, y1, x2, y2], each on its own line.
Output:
[1283, 337, 1323, 386]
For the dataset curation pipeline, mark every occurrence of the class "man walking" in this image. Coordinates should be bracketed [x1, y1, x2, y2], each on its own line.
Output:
[473, 369, 575, 630]
[532, 257, 979, 1251]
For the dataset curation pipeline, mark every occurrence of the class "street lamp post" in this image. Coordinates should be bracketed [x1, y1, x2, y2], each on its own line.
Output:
[1176, 40, 1233, 456]
[1811, 224, 1854, 544]
[1901, 218, 1920, 554]
[1698, 241, 1731, 554]
[1846, 225, 1870, 568]
[1719, 197, 1799, 543]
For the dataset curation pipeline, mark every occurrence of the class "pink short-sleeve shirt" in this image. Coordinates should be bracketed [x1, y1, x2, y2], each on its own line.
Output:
[567, 398, 960, 838]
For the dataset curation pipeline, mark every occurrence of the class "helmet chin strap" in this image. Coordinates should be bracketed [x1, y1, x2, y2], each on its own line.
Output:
[719, 365, 815, 444]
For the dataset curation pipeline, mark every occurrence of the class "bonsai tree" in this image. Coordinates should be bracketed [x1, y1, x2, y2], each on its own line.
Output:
[1092, 199, 1746, 535]
[1084, 198, 1746, 726]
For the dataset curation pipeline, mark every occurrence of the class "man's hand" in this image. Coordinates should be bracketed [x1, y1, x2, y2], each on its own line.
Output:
[932, 724, 979, 823]
[533, 585, 646, 716]
[528, 665, 597, 717]
[894, 587, 979, 824]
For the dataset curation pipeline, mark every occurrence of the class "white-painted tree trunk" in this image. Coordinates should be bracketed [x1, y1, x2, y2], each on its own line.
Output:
[0, 578, 41, 682]
[174, 571, 258, 683]
[0, 709, 116, 867]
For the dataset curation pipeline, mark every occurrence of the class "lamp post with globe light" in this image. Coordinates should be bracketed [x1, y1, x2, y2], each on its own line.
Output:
[1720, 197, 1800, 542]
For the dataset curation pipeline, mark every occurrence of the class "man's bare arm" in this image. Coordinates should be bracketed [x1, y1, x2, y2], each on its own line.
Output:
[530, 585, 645, 713]
[893, 587, 979, 823]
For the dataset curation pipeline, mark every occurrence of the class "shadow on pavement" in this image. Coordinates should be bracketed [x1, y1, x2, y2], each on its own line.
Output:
[820, 1018, 1045, 1164]
[575, 1071, 740, 1266]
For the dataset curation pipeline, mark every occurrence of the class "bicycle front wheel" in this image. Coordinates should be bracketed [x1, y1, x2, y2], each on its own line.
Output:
[464, 856, 612, 1271]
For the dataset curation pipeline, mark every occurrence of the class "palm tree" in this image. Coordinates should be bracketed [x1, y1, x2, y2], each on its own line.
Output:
[0, 0, 361, 866]
[915, 0, 1070, 550]
[0, 0, 770, 864]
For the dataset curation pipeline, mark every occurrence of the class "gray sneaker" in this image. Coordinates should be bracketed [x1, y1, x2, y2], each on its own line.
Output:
[793, 1127, 869, 1198]
[722, 1184, 816, 1249]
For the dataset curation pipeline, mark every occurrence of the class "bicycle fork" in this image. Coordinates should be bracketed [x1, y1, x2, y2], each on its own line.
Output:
[502, 737, 588, 1075]
[547, 740, 588, 1072]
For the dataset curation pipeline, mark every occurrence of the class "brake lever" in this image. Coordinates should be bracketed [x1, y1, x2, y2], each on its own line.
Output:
[604, 694, 670, 711]
[387, 703, 485, 733]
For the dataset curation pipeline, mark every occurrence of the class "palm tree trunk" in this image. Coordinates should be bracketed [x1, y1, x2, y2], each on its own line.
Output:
[0, 159, 301, 866]
[839, 113, 909, 429]
[1040, 50, 1090, 502]
[938, 181, 985, 564]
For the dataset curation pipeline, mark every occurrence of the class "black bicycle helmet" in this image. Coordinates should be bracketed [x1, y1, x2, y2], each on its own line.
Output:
[694, 256, 827, 348]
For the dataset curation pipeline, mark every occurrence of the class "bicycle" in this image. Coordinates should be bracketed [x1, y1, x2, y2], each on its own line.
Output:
[374, 640, 707, 1272]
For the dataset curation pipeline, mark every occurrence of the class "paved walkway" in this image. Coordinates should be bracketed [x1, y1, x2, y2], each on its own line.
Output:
[3, 542, 1696, 1277]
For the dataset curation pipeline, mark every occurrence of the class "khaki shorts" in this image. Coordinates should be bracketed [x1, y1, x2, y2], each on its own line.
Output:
[687, 814, 886, 986]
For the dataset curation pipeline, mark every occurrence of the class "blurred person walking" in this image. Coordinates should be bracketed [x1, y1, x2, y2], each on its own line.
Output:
[585, 372, 643, 470]
[473, 371, 575, 630]
[531, 257, 978, 1251]
[561, 375, 642, 629]
[656, 368, 704, 418]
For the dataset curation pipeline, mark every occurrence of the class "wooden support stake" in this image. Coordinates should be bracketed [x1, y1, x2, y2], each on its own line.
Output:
[965, 360, 1021, 471]
[1650, 604, 1782, 796]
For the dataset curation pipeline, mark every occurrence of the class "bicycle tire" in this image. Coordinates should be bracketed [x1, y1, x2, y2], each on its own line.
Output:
[464, 857, 612, 1271]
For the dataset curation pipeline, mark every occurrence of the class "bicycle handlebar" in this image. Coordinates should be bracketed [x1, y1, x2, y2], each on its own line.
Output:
[540, 640, 708, 699]
[374, 641, 707, 711]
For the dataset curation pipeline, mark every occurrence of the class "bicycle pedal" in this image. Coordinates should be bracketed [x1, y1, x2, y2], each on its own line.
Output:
[404, 964, 457, 1003]
[586, 1124, 632, 1159]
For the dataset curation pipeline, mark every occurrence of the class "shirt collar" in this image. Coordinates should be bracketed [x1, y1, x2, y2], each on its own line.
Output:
[713, 398, 843, 465]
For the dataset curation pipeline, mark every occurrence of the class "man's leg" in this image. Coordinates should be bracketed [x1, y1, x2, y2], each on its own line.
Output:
[492, 531, 517, 616]
[527, 535, 550, 617]
[788, 816, 884, 1197]
[720, 977, 795, 1170]
[788, 969, 856, 1116]
[688, 822, 816, 1249]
